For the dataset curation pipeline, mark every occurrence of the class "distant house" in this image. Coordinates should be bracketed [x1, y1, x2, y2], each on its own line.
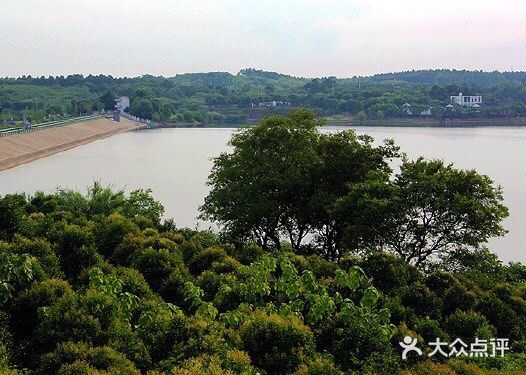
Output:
[115, 96, 130, 114]
[251, 100, 290, 108]
[450, 93, 482, 107]
[403, 103, 433, 116]
[402, 103, 413, 115]
[420, 108, 432, 116]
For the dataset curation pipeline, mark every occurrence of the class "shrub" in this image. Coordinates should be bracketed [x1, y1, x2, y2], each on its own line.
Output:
[305, 255, 338, 279]
[0, 194, 27, 240]
[167, 314, 227, 361]
[475, 296, 523, 339]
[425, 271, 460, 294]
[504, 262, 526, 284]
[178, 240, 205, 264]
[294, 357, 343, 375]
[189, 231, 221, 249]
[113, 267, 153, 299]
[228, 243, 264, 265]
[167, 354, 234, 375]
[209, 255, 241, 275]
[383, 296, 412, 326]
[240, 310, 314, 374]
[38, 341, 140, 375]
[57, 224, 102, 281]
[159, 270, 191, 308]
[131, 248, 187, 292]
[119, 189, 164, 226]
[32, 290, 124, 356]
[359, 351, 401, 375]
[9, 235, 62, 278]
[442, 284, 477, 316]
[55, 360, 100, 375]
[11, 279, 74, 347]
[447, 359, 487, 375]
[189, 247, 229, 275]
[511, 339, 526, 353]
[143, 235, 179, 254]
[415, 318, 450, 344]
[392, 323, 423, 358]
[399, 361, 457, 375]
[223, 349, 255, 374]
[197, 271, 224, 301]
[399, 283, 442, 319]
[445, 310, 495, 343]
[94, 213, 139, 257]
[327, 319, 400, 372]
[359, 253, 420, 294]
[1, 186, 525, 375]
[134, 302, 182, 363]
[0, 343, 17, 375]
[110, 234, 144, 266]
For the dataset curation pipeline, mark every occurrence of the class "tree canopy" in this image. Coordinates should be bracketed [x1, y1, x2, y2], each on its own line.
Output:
[201, 111, 508, 266]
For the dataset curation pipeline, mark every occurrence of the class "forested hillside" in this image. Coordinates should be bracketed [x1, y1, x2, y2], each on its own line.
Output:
[368, 70, 526, 85]
[1, 69, 525, 126]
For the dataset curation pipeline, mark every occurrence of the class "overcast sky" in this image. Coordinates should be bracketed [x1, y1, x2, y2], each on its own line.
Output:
[1, 0, 525, 78]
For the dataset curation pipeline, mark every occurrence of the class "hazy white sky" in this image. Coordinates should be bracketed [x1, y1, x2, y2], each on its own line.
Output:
[1, 0, 525, 78]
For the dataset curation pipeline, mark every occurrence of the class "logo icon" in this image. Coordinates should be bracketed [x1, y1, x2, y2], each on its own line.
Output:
[399, 336, 423, 359]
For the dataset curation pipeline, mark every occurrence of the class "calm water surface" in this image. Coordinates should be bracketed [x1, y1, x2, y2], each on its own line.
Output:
[0, 126, 525, 262]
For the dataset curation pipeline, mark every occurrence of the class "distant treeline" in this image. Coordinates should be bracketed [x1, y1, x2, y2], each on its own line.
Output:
[368, 69, 526, 85]
[1, 68, 525, 126]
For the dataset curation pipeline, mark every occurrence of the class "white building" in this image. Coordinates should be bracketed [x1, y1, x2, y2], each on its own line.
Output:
[420, 108, 432, 116]
[115, 96, 130, 113]
[251, 100, 290, 108]
[402, 103, 412, 115]
[450, 93, 482, 107]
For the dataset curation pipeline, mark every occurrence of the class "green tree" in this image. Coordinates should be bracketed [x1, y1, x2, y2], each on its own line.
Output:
[342, 158, 508, 268]
[129, 99, 154, 120]
[355, 111, 366, 125]
[200, 110, 397, 258]
[311, 132, 397, 258]
[200, 109, 322, 251]
[0, 194, 27, 240]
[99, 90, 116, 111]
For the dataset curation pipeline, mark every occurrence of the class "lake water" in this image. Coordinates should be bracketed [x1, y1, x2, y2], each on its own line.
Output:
[0, 126, 525, 263]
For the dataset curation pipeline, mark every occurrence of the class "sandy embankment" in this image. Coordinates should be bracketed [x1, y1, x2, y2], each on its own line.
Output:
[0, 117, 142, 172]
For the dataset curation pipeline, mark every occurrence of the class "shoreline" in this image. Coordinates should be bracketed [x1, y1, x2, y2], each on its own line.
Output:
[0, 117, 141, 172]
[136, 116, 526, 129]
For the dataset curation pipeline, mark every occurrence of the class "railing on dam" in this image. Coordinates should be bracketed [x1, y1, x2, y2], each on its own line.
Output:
[0, 115, 104, 138]
[121, 112, 158, 129]
[121, 113, 201, 129]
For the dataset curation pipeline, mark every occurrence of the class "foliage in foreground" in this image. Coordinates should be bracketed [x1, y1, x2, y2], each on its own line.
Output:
[0, 184, 525, 374]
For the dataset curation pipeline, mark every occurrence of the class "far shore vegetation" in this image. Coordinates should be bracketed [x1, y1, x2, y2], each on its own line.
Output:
[1, 69, 526, 129]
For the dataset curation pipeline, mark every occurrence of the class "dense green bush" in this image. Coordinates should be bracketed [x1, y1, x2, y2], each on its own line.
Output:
[0, 186, 524, 374]
[240, 310, 314, 374]
[358, 253, 420, 294]
[38, 342, 140, 375]
[189, 247, 230, 275]
[445, 310, 495, 343]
